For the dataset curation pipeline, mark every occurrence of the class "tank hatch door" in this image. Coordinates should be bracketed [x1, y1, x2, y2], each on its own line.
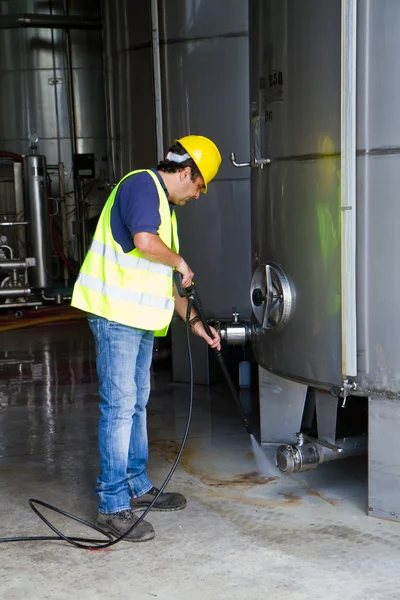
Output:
[250, 263, 294, 330]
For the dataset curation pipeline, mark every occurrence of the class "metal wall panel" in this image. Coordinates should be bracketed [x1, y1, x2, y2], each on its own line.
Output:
[162, 36, 251, 316]
[177, 179, 251, 318]
[102, 0, 252, 318]
[102, 0, 155, 180]
[369, 397, 400, 521]
[356, 155, 400, 395]
[161, 0, 248, 39]
[354, 1, 400, 395]
[356, 0, 400, 150]
[161, 37, 250, 182]
[104, 47, 156, 178]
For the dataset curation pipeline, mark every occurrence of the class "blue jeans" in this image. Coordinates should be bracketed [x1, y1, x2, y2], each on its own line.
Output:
[88, 315, 154, 514]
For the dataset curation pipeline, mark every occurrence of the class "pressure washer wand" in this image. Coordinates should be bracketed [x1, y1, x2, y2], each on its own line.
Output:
[174, 272, 253, 436]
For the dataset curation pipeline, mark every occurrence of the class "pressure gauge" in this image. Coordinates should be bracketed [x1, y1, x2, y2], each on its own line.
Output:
[28, 133, 39, 145]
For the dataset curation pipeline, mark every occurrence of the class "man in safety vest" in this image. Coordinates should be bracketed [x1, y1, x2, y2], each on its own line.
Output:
[71, 135, 222, 542]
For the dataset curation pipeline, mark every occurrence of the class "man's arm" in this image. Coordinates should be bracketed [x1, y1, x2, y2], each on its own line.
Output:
[134, 232, 221, 349]
[134, 232, 193, 287]
[173, 285, 221, 350]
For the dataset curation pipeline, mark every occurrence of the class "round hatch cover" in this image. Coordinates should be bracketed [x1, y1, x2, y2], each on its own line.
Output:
[250, 263, 294, 330]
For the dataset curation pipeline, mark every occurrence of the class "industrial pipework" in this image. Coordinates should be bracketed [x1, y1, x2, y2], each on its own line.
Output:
[276, 434, 367, 475]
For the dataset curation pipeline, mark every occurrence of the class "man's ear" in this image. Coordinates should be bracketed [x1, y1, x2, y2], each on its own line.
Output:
[179, 167, 191, 182]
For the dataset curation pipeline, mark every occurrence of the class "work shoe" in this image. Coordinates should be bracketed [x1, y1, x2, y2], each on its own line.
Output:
[96, 509, 155, 542]
[131, 487, 187, 512]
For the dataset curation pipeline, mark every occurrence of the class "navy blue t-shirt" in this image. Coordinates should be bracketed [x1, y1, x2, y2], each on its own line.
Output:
[110, 169, 170, 253]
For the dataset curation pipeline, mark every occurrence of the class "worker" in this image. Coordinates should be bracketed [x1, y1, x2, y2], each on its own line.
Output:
[71, 135, 222, 542]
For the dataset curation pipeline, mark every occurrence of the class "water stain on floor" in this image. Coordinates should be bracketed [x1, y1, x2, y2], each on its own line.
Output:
[199, 472, 278, 487]
[150, 439, 273, 486]
[150, 439, 336, 509]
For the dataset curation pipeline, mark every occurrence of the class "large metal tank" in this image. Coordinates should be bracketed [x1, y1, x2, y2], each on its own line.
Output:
[102, 0, 251, 320]
[248, 0, 400, 522]
[0, 0, 108, 263]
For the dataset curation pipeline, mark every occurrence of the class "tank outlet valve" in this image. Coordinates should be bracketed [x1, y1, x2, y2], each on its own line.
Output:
[217, 310, 252, 345]
[275, 443, 321, 475]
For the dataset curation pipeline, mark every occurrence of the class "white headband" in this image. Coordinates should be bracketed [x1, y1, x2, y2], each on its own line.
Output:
[166, 151, 191, 163]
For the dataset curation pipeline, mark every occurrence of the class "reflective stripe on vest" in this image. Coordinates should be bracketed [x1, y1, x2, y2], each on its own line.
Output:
[71, 169, 179, 335]
[89, 239, 172, 277]
[76, 272, 174, 311]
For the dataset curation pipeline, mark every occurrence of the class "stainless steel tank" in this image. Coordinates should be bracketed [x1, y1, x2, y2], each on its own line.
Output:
[247, 0, 400, 522]
[0, 0, 106, 170]
[102, 0, 251, 319]
[0, 0, 108, 255]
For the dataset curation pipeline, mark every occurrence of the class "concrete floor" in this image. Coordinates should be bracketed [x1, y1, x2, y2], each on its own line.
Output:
[1, 322, 400, 600]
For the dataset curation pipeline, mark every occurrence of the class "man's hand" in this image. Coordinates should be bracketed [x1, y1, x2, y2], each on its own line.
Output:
[191, 321, 221, 351]
[176, 259, 194, 288]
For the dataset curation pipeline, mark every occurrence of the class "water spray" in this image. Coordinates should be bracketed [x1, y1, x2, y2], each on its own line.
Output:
[174, 273, 277, 477]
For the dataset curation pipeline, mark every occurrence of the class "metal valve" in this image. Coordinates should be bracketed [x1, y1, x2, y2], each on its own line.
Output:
[230, 152, 271, 169]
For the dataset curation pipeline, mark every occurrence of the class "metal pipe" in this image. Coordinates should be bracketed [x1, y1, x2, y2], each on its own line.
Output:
[0, 151, 23, 162]
[64, 15, 77, 160]
[0, 15, 101, 30]
[0, 301, 42, 309]
[275, 435, 367, 475]
[0, 288, 31, 297]
[78, 179, 88, 259]
[49, 3, 62, 168]
[219, 321, 251, 345]
[63, 1, 84, 263]
[150, 0, 164, 163]
[0, 245, 13, 259]
[58, 162, 69, 287]
[341, 0, 358, 377]
[0, 221, 29, 227]
[101, 2, 118, 184]
[13, 161, 26, 259]
[23, 155, 53, 289]
[0, 260, 34, 270]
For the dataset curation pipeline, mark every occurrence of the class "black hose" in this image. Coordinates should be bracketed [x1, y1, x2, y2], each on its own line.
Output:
[173, 272, 253, 436]
[0, 299, 195, 549]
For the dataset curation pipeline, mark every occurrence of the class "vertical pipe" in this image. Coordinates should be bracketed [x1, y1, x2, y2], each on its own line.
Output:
[341, 0, 358, 377]
[23, 155, 53, 289]
[49, 0, 62, 167]
[13, 161, 25, 258]
[101, 0, 117, 184]
[64, 0, 85, 264]
[58, 161, 69, 287]
[150, 0, 164, 163]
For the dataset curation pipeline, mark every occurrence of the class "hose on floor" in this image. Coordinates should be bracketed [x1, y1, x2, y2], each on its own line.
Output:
[0, 299, 195, 549]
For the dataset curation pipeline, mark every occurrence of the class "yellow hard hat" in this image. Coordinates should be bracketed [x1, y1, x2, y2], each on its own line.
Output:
[175, 135, 222, 193]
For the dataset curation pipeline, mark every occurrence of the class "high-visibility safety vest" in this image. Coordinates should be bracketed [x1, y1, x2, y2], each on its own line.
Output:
[71, 169, 179, 337]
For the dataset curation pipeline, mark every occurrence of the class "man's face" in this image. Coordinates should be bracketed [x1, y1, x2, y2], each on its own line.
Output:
[171, 168, 205, 206]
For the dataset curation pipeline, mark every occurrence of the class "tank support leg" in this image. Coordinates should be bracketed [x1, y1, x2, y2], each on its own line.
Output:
[258, 367, 307, 444]
[369, 396, 400, 522]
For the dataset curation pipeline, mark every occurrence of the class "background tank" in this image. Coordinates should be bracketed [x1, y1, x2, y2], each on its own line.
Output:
[102, 0, 252, 320]
[0, 0, 108, 266]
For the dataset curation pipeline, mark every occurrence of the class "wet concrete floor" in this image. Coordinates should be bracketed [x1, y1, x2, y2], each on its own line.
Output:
[0, 322, 400, 600]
